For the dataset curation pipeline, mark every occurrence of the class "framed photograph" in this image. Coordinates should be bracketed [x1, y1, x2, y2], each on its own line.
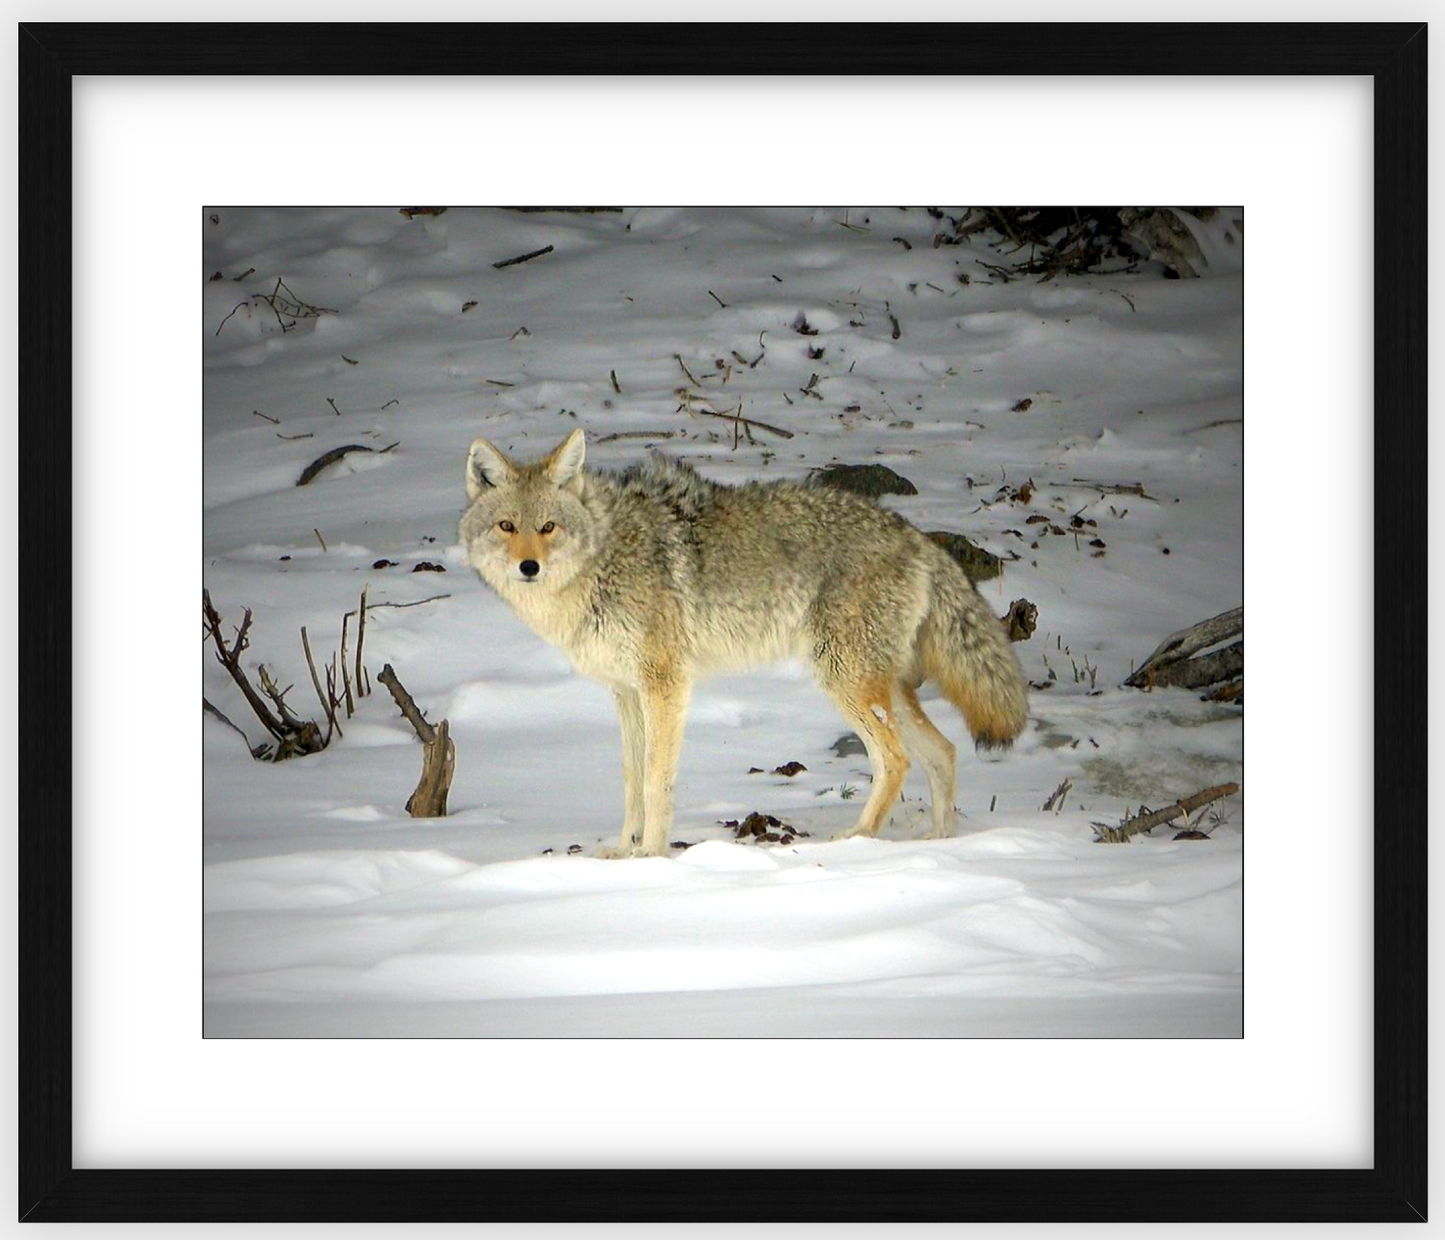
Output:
[20, 23, 1424, 1223]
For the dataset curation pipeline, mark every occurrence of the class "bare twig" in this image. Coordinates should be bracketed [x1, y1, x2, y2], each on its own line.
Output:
[1042, 778, 1073, 813]
[595, 430, 675, 444]
[354, 586, 368, 698]
[203, 696, 257, 754]
[1064, 479, 1160, 501]
[693, 404, 794, 440]
[493, 244, 554, 269]
[214, 301, 248, 337]
[675, 354, 701, 386]
[348, 593, 451, 615]
[301, 625, 341, 741]
[1095, 783, 1241, 843]
[313, 528, 328, 553]
[297, 444, 379, 486]
[377, 663, 435, 744]
[202, 592, 324, 759]
[251, 410, 280, 425]
[340, 611, 355, 718]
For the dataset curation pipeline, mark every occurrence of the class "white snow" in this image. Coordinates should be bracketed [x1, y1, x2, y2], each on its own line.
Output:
[203, 206, 1242, 1037]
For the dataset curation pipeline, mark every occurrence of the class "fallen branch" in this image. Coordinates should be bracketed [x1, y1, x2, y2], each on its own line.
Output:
[1095, 783, 1240, 843]
[202, 591, 325, 760]
[693, 404, 794, 440]
[377, 663, 456, 817]
[595, 430, 675, 444]
[675, 354, 702, 386]
[1062, 479, 1160, 501]
[296, 442, 398, 486]
[346, 593, 451, 616]
[493, 244, 554, 269]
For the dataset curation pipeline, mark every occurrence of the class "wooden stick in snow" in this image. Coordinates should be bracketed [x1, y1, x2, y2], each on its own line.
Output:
[1095, 783, 1240, 843]
[493, 244, 554, 269]
[377, 663, 456, 817]
[354, 585, 368, 699]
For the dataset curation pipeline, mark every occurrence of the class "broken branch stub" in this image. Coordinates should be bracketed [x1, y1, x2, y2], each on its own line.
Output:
[377, 663, 456, 817]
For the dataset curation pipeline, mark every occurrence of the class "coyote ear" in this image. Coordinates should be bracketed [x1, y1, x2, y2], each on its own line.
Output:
[543, 428, 586, 493]
[466, 437, 515, 500]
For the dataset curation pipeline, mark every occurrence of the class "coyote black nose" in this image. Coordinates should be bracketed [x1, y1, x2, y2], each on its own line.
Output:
[519, 559, 540, 579]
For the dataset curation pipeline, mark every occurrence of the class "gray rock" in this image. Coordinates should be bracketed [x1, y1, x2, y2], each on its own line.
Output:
[814, 463, 918, 498]
[927, 530, 1002, 582]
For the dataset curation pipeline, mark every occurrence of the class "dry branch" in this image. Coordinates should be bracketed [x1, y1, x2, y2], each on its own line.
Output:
[595, 430, 675, 444]
[354, 586, 369, 699]
[1095, 783, 1240, 843]
[377, 663, 456, 817]
[202, 591, 325, 760]
[296, 442, 398, 486]
[300, 626, 342, 741]
[1042, 778, 1073, 813]
[693, 404, 794, 440]
[493, 245, 554, 269]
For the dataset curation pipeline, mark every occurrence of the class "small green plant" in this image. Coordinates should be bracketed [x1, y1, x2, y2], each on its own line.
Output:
[839, 783, 858, 801]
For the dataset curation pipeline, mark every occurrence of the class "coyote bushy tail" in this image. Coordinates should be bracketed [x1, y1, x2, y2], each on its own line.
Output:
[916, 556, 1029, 750]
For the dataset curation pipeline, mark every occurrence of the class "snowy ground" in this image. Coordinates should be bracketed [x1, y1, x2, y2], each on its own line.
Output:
[202, 206, 1242, 1038]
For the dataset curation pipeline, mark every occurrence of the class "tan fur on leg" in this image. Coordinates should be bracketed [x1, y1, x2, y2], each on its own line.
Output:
[896, 683, 957, 838]
[595, 686, 647, 858]
[829, 677, 910, 839]
[637, 674, 690, 857]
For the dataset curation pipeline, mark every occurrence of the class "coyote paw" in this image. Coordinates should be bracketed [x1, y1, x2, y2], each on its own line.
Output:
[831, 822, 876, 842]
[593, 843, 637, 860]
[920, 823, 956, 840]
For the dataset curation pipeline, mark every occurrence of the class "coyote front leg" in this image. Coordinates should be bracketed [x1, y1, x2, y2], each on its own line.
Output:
[637, 674, 691, 857]
[597, 686, 646, 858]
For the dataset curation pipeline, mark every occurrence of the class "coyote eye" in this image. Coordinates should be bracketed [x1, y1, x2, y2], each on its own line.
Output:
[539, 521, 556, 535]
[498, 520, 515, 533]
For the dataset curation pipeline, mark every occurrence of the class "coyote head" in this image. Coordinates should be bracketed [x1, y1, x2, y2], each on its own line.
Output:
[459, 428, 596, 589]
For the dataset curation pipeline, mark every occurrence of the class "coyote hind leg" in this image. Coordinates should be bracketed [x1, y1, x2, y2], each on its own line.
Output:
[896, 683, 957, 838]
[821, 673, 910, 840]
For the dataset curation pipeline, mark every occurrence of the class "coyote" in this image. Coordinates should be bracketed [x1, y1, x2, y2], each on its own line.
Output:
[460, 429, 1027, 857]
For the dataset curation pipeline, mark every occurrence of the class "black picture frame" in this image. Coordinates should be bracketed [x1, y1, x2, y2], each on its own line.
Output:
[19, 22, 1425, 1223]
